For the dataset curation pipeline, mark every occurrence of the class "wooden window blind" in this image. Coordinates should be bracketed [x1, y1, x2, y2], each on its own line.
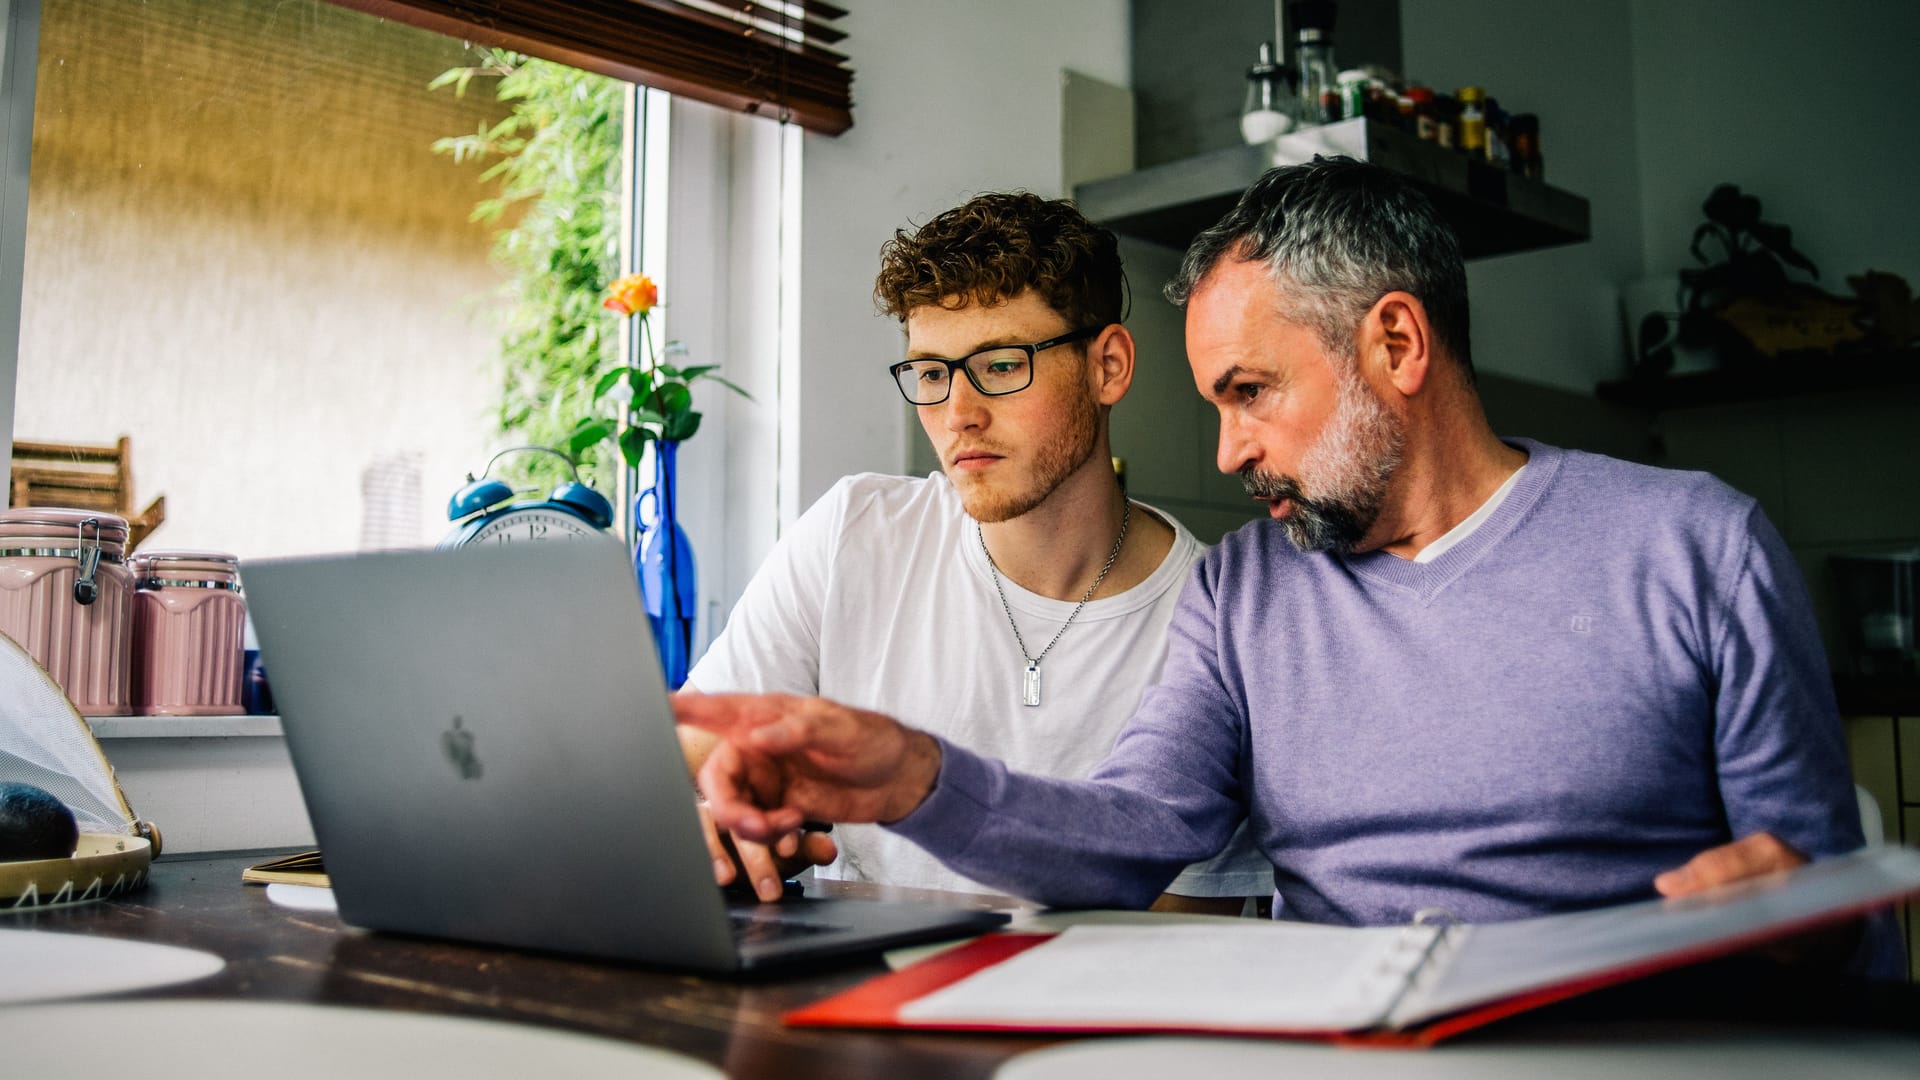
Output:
[323, 0, 853, 134]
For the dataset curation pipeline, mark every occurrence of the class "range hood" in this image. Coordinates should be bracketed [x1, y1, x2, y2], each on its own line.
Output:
[1072, 117, 1590, 260]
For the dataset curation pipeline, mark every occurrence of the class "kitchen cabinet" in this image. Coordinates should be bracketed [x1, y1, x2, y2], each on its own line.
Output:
[1844, 702, 1920, 980]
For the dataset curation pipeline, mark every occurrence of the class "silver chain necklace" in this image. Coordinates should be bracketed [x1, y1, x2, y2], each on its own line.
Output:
[980, 501, 1131, 707]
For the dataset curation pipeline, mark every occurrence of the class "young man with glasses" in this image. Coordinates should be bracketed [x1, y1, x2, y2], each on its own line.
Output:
[680, 192, 1267, 907]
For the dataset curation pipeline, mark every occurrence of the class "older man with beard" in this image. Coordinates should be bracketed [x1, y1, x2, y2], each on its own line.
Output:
[679, 159, 1896, 975]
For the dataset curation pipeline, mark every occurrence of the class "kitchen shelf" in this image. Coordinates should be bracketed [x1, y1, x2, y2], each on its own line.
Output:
[1595, 349, 1920, 411]
[1072, 117, 1590, 259]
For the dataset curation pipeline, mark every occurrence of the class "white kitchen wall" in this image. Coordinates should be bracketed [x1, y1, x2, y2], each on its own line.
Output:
[1630, 0, 1920, 288]
[1398, 0, 1647, 393]
[790, 0, 1131, 519]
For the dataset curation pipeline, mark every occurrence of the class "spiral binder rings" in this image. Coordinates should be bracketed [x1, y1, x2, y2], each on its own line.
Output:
[785, 844, 1920, 1046]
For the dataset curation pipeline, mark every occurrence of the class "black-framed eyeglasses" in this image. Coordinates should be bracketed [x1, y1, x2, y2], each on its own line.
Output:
[888, 326, 1102, 405]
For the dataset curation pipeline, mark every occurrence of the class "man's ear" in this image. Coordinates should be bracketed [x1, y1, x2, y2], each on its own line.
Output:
[1089, 324, 1135, 406]
[1364, 292, 1432, 399]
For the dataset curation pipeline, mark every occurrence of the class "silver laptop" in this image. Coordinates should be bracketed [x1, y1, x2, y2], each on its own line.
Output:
[242, 537, 1007, 973]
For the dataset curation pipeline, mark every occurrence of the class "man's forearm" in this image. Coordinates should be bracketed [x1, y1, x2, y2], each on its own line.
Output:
[886, 737, 1230, 909]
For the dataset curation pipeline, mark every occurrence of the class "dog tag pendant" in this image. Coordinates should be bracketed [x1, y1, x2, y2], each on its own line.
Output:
[1022, 661, 1041, 707]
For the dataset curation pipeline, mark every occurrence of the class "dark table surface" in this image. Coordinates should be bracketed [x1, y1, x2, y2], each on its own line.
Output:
[9, 850, 1920, 1078]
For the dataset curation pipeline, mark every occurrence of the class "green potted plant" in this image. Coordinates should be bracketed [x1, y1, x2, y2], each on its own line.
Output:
[1637, 184, 1862, 374]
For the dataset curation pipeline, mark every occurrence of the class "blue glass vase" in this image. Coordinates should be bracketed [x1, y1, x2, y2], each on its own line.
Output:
[635, 439, 697, 688]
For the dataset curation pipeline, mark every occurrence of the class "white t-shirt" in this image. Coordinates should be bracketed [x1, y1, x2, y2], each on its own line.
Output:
[1412, 463, 1528, 564]
[688, 472, 1270, 898]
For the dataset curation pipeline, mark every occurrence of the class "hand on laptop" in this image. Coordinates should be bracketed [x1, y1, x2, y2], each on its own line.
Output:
[673, 693, 942, 844]
[680, 719, 832, 901]
[698, 801, 836, 902]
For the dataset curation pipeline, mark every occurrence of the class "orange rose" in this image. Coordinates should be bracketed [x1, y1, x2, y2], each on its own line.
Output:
[603, 273, 658, 317]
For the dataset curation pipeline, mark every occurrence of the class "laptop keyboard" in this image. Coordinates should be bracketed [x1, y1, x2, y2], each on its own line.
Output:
[728, 910, 849, 947]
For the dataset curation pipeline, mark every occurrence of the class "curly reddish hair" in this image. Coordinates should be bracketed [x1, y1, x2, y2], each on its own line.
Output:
[873, 192, 1126, 330]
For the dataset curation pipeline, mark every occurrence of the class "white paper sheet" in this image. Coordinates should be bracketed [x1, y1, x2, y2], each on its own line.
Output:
[900, 921, 1436, 1031]
[882, 906, 1239, 971]
[266, 882, 339, 912]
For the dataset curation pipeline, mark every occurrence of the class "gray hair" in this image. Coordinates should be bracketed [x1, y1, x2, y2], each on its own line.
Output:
[1164, 156, 1473, 379]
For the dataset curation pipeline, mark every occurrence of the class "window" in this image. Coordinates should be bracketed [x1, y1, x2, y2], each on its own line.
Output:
[16, 0, 571, 554]
[3, 0, 793, 657]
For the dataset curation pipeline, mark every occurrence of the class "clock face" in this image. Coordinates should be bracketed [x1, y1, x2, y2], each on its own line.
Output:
[465, 506, 602, 545]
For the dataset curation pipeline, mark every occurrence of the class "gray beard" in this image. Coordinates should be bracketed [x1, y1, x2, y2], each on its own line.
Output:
[1241, 467, 1378, 554]
[1241, 362, 1404, 555]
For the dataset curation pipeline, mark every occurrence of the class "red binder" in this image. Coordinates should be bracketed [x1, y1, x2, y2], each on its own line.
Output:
[787, 845, 1920, 1046]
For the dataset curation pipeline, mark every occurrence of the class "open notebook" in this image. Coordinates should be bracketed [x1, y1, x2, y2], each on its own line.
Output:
[788, 844, 1920, 1046]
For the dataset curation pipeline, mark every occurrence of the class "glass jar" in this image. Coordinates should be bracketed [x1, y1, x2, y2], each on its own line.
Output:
[1289, 0, 1339, 126]
[0, 508, 135, 715]
[131, 550, 247, 716]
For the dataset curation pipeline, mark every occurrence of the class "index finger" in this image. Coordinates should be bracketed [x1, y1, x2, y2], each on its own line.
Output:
[699, 740, 807, 842]
[671, 692, 803, 742]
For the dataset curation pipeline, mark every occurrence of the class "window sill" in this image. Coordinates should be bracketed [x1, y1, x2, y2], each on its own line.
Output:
[84, 715, 284, 739]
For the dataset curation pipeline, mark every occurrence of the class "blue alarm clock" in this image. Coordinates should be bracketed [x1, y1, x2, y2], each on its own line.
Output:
[441, 446, 615, 548]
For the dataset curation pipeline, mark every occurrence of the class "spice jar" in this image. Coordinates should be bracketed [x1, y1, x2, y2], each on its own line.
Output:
[131, 550, 247, 716]
[1335, 70, 1369, 124]
[1510, 113, 1544, 178]
[0, 508, 135, 715]
[1457, 86, 1488, 155]
[1433, 94, 1460, 148]
[1407, 86, 1437, 140]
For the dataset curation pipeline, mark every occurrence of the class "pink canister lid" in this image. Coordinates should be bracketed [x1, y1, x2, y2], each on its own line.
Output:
[0, 507, 130, 552]
[131, 550, 240, 585]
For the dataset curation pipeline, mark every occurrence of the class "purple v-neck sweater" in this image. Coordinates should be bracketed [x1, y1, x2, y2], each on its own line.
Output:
[893, 440, 1877, 942]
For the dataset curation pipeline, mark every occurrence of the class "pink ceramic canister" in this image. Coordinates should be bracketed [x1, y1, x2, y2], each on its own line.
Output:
[131, 550, 247, 716]
[0, 508, 136, 715]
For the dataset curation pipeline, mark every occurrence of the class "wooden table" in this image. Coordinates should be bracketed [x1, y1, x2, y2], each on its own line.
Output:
[13, 850, 1047, 1079]
[11, 850, 1920, 1078]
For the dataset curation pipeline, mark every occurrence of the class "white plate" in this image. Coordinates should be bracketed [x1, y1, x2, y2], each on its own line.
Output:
[0, 1000, 726, 1079]
[0, 928, 224, 1004]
